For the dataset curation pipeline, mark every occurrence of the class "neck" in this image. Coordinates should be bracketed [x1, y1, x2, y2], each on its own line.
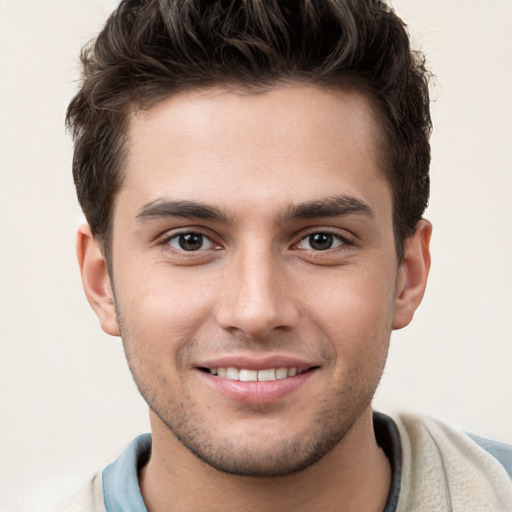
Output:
[139, 408, 391, 512]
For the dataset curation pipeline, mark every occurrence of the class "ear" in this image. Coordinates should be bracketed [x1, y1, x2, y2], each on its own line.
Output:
[76, 224, 120, 336]
[393, 219, 432, 330]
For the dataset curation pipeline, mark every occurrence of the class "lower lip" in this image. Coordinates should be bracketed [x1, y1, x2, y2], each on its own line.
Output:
[196, 369, 317, 404]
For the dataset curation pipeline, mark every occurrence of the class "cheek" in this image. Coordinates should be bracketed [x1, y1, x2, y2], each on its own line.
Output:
[303, 266, 396, 358]
[306, 264, 396, 320]
[114, 265, 217, 358]
[122, 261, 214, 313]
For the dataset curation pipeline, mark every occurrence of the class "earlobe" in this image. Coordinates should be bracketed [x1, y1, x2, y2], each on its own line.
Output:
[76, 224, 120, 336]
[393, 219, 432, 330]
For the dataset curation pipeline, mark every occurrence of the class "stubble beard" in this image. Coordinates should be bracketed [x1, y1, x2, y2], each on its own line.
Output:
[115, 297, 389, 478]
[151, 384, 377, 477]
[123, 346, 384, 478]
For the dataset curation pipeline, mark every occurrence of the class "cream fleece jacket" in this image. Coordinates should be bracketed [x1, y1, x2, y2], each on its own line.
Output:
[17, 413, 512, 512]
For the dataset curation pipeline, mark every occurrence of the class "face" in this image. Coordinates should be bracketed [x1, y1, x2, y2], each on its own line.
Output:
[81, 85, 429, 477]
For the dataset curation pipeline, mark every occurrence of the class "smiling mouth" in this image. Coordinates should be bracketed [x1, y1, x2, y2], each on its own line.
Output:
[198, 366, 318, 382]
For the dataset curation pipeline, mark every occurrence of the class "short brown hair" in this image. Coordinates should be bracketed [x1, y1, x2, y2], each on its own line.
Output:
[67, 0, 431, 261]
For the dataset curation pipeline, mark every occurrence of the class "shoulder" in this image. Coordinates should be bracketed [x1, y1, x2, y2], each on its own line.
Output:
[15, 434, 152, 512]
[14, 472, 105, 512]
[467, 432, 512, 479]
[387, 411, 512, 511]
[393, 411, 512, 477]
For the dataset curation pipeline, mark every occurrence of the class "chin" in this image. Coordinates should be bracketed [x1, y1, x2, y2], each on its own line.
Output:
[151, 396, 365, 478]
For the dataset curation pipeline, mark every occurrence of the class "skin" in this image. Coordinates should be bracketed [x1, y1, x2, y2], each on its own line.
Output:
[78, 85, 431, 511]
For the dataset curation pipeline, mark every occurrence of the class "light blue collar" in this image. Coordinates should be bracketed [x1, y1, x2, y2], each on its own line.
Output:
[102, 433, 151, 512]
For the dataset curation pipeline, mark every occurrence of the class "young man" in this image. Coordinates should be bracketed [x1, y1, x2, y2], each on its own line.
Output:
[64, 0, 512, 510]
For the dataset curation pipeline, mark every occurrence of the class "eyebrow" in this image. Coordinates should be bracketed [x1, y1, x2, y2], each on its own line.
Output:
[135, 195, 374, 225]
[136, 199, 231, 224]
[279, 196, 375, 223]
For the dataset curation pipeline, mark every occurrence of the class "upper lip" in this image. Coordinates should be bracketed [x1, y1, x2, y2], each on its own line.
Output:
[194, 354, 319, 372]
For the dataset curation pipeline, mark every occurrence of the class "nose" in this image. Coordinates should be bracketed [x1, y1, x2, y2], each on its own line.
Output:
[215, 246, 300, 339]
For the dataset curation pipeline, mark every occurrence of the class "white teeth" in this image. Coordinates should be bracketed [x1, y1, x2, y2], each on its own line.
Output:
[239, 369, 258, 382]
[258, 368, 276, 381]
[211, 367, 301, 381]
[226, 367, 239, 380]
[276, 367, 288, 379]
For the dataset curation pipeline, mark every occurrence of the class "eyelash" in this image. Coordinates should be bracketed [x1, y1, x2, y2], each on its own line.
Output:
[295, 230, 354, 252]
[160, 231, 219, 253]
[158, 228, 354, 255]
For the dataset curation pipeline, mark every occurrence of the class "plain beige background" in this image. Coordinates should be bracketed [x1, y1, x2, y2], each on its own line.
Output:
[0, 0, 511, 508]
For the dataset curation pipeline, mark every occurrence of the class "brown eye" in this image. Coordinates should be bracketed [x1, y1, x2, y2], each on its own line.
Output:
[296, 232, 347, 251]
[308, 233, 334, 250]
[168, 232, 214, 251]
[179, 233, 203, 251]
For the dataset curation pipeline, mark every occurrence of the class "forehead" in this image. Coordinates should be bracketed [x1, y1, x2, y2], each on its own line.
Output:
[120, 85, 390, 217]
